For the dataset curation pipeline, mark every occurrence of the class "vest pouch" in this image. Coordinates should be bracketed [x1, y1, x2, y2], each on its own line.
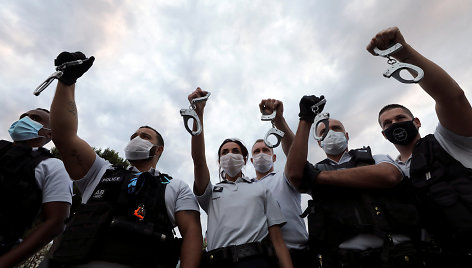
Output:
[382, 202, 420, 233]
[383, 242, 421, 268]
[52, 202, 113, 264]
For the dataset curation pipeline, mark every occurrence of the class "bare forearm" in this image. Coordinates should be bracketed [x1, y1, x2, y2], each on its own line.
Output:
[0, 217, 65, 267]
[274, 116, 294, 156]
[191, 113, 210, 195]
[396, 44, 472, 136]
[180, 228, 203, 268]
[317, 162, 402, 188]
[268, 226, 293, 268]
[285, 121, 311, 190]
[50, 81, 78, 144]
[177, 211, 203, 268]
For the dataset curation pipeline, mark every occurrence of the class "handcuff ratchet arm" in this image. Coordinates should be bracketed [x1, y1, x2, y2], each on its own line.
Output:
[33, 71, 63, 96]
[33, 58, 92, 96]
[180, 92, 211, 136]
[261, 111, 284, 148]
[373, 43, 424, 84]
[264, 128, 285, 148]
[180, 108, 202, 136]
[383, 62, 424, 83]
[311, 98, 326, 114]
[312, 112, 330, 141]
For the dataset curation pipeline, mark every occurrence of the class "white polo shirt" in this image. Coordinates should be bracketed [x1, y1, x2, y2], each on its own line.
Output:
[196, 176, 286, 251]
[257, 171, 308, 250]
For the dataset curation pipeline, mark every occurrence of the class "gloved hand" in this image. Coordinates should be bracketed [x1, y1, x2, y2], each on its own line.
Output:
[298, 95, 325, 123]
[54, 51, 95, 85]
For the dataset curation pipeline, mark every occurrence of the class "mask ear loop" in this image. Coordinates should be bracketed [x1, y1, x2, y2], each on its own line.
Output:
[261, 111, 285, 148]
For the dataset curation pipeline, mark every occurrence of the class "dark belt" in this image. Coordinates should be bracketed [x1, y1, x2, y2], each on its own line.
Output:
[332, 242, 421, 268]
[202, 241, 273, 265]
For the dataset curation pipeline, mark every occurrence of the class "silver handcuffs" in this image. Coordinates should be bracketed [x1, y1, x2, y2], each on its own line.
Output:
[180, 92, 211, 136]
[373, 43, 424, 84]
[312, 112, 330, 141]
[33, 58, 92, 96]
[261, 111, 284, 148]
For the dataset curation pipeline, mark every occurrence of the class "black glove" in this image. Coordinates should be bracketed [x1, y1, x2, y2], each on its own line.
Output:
[54, 51, 95, 85]
[298, 95, 325, 123]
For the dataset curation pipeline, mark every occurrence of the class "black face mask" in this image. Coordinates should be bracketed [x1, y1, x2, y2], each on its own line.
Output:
[383, 120, 419, 145]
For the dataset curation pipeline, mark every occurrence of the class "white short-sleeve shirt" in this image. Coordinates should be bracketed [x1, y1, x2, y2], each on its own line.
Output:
[196, 177, 286, 251]
[34, 151, 73, 204]
[257, 171, 308, 250]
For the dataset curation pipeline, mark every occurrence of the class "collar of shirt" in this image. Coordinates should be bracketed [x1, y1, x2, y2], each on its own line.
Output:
[129, 166, 159, 176]
[395, 154, 412, 164]
[219, 176, 253, 184]
[257, 171, 277, 181]
[325, 151, 352, 165]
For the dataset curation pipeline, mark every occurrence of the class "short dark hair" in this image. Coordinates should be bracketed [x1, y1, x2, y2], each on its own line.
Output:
[36, 108, 50, 114]
[140, 125, 164, 146]
[218, 138, 248, 161]
[252, 139, 273, 154]
[378, 104, 414, 125]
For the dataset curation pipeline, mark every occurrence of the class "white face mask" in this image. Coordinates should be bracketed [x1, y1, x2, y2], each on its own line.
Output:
[252, 153, 274, 173]
[124, 136, 155, 160]
[219, 153, 245, 178]
[320, 130, 348, 155]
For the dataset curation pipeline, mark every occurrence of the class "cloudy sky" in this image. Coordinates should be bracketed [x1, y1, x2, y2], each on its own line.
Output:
[1, 0, 471, 232]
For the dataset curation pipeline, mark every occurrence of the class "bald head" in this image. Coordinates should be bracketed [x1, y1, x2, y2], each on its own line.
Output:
[316, 118, 346, 137]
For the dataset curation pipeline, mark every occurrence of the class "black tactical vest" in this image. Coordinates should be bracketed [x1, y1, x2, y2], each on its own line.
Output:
[53, 166, 180, 267]
[410, 134, 472, 250]
[0, 140, 51, 250]
[305, 147, 420, 254]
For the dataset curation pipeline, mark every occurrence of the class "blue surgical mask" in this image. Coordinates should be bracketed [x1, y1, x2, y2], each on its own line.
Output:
[8, 116, 46, 141]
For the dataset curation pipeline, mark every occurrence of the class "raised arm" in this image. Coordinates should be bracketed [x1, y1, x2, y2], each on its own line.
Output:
[284, 95, 324, 192]
[189, 88, 211, 195]
[259, 99, 294, 156]
[50, 52, 96, 180]
[367, 27, 472, 137]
